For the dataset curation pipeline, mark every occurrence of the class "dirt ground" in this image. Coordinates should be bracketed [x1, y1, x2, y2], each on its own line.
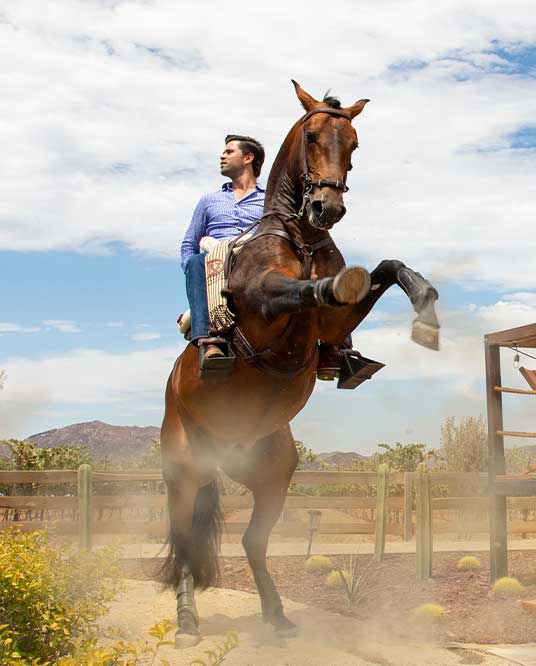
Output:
[122, 550, 536, 644]
[103, 579, 516, 666]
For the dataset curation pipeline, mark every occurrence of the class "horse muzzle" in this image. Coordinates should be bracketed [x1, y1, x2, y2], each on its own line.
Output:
[307, 197, 346, 230]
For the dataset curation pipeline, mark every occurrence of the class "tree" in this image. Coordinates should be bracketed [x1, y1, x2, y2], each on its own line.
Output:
[440, 415, 488, 472]
[372, 441, 430, 472]
[0, 369, 6, 390]
[294, 440, 326, 470]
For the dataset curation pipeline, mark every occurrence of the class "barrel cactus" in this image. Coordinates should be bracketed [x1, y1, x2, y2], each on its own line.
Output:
[304, 555, 334, 574]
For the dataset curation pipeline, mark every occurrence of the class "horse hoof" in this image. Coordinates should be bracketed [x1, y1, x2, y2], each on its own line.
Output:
[333, 266, 371, 304]
[174, 630, 202, 649]
[412, 318, 440, 351]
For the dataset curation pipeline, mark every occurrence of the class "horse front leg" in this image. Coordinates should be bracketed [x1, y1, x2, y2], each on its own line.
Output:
[257, 265, 372, 321]
[345, 259, 440, 350]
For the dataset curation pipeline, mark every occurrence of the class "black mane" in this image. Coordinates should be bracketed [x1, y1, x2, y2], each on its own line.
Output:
[322, 91, 341, 109]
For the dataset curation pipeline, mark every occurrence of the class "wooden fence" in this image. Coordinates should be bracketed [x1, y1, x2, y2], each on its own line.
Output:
[2, 468, 536, 544]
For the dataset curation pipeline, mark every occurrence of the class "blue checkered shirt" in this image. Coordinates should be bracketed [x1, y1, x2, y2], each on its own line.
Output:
[181, 182, 265, 270]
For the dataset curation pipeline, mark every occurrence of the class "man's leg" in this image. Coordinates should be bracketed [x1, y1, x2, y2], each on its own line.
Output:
[184, 253, 225, 363]
[184, 253, 210, 342]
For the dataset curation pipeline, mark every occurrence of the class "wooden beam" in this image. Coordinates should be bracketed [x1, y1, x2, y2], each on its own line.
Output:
[497, 431, 536, 438]
[486, 341, 508, 582]
[495, 386, 536, 395]
[485, 322, 536, 347]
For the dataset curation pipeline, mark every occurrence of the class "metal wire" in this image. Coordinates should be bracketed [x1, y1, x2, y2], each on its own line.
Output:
[507, 346, 536, 361]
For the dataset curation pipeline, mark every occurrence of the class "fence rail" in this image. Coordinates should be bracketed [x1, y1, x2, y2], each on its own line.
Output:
[2, 469, 536, 545]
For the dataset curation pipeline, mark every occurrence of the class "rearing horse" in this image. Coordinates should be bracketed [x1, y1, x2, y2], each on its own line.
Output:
[161, 81, 439, 647]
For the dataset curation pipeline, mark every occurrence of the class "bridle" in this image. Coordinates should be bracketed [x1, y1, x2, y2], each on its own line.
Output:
[293, 107, 353, 220]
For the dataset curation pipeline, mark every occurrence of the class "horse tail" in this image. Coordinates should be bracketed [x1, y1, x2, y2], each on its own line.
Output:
[159, 480, 223, 590]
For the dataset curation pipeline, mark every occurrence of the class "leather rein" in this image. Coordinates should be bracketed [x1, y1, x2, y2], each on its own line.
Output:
[224, 107, 353, 377]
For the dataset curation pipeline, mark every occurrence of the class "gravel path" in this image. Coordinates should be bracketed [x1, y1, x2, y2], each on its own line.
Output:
[101, 580, 517, 666]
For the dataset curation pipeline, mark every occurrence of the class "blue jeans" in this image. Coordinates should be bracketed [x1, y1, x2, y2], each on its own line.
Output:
[184, 253, 210, 343]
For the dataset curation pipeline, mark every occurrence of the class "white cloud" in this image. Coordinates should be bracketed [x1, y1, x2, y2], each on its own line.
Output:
[0, 323, 41, 334]
[130, 331, 160, 341]
[1, 345, 181, 407]
[42, 320, 81, 333]
[0, 1, 535, 290]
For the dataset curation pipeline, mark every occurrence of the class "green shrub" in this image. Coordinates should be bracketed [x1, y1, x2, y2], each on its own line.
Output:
[325, 570, 350, 589]
[457, 556, 481, 571]
[304, 555, 333, 573]
[493, 576, 524, 597]
[0, 528, 121, 663]
[413, 603, 446, 620]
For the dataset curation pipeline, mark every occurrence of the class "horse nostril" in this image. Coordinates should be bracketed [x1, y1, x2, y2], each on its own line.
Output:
[311, 200, 323, 217]
[340, 205, 346, 217]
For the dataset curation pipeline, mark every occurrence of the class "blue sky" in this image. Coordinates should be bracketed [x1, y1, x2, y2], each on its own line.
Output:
[1, 1, 536, 454]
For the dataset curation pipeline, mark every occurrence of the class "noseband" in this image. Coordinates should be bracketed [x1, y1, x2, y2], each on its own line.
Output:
[294, 107, 353, 220]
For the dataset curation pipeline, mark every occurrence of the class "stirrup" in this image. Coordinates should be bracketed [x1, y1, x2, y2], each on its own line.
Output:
[337, 350, 385, 390]
[199, 337, 235, 378]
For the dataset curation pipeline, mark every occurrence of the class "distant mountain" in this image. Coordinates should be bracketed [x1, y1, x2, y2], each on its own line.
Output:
[26, 420, 160, 461]
[318, 451, 367, 469]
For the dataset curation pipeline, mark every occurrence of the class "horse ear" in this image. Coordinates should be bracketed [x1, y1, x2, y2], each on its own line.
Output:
[345, 98, 370, 119]
[291, 79, 321, 112]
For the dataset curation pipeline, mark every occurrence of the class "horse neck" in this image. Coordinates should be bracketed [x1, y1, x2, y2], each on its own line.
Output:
[264, 121, 303, 220]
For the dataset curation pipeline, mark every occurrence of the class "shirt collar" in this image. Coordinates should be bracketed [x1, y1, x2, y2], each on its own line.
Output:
[222, 182, 265, 192]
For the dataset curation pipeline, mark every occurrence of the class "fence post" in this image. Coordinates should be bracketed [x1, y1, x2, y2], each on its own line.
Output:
[375, 463, 389, 561]
[78, 464, 93, 551]
[403, 472, 414, 541]
[415, 463, 432, 579]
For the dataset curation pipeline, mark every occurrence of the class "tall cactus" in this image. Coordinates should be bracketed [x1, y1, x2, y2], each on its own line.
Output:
[375, 463, 389, 561]
[415, 462, 432, 579]
[78, 463, 93, 551]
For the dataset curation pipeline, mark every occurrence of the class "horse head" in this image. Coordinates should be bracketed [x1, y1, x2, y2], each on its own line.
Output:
[291, 80, 369, 230]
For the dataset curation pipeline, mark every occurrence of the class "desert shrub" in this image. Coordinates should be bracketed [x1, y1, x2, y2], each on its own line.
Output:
[457, 556, 481, 571]
[413, 603, 446, 620]
[304, 555, 333, 573]
[325, 569, 350, 589]
[492, 576, 524, 597]
[0, 528, 122, 663]
[439, 416, 487, 473]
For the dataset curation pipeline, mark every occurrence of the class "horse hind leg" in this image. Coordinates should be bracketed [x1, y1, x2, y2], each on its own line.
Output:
[160, 396, 223, 648]
[226, 427, 298, 636]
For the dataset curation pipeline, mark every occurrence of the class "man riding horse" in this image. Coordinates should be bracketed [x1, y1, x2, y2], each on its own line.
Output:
[162, 81, 440, 648]
[181, 133, 367, 381]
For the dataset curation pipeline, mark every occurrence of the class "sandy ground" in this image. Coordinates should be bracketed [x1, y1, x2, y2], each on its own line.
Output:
[101, 580, 517, 666]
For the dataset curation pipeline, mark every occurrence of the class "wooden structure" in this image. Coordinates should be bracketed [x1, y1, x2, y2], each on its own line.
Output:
[485, 322, 536, 581]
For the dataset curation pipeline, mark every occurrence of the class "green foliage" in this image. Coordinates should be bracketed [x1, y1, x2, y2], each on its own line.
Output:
[138, 439, 162, 469]
[331, 554, 374, 607]
[294, 440, 326, 470]
[190, 631, 239, 666]
[0, 528, 122, 663]
[2, 440, 91, 471]
[505, 446, 535, 473]
[372, 442, 429, 472]
[439, 415, 488, 472]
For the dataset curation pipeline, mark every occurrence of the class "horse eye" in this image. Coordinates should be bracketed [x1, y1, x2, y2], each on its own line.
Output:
[305, 132, 317, 144]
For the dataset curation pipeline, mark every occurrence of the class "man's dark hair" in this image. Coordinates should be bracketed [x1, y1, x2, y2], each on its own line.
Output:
[225, 134, 265, 178]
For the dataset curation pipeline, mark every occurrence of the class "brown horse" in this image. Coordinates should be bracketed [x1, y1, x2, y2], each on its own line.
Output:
[160, 81, 439, 647]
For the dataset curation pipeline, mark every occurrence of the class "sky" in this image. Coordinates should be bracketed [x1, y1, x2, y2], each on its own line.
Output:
[1, 0, 536, 454]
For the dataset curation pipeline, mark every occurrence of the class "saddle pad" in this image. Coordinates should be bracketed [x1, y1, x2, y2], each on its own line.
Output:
[205, 235, 251, 333]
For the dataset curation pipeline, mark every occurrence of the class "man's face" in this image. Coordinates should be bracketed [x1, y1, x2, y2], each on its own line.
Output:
[220, 141, 252, 178]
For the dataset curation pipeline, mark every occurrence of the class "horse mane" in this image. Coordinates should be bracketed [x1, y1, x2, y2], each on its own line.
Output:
[322, 91, 341, 109]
